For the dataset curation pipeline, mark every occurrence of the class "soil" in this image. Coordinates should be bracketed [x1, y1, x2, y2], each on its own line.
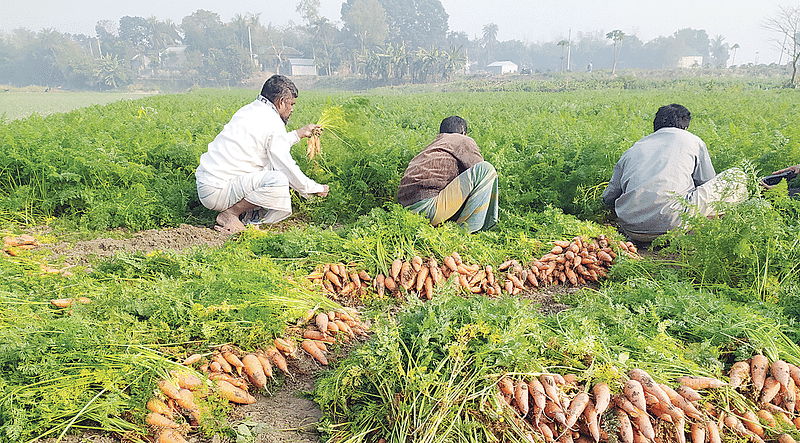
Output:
[29, 223, 585, 443]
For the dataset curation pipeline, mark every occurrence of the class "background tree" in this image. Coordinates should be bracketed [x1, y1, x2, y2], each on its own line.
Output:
[379, 0, 449, 49]
[763, 5, 800, 86]
[341, 0, 389, 51]
[119, 16, 150, 49]
[709, 35, 730, 67]
[557, 39, 569, 71]
[181, 10, 227, 56]
[731, 43, 740, 65]
[94, 54, 129, 89]
[606, 29, 625, 73]
[482, 23, 498, 65]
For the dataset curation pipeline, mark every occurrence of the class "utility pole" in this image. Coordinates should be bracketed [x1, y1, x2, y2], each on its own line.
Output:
[566, 29, 572, 71]
[248, 27, 254, 66]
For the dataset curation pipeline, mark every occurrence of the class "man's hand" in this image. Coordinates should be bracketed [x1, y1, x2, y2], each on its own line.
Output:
[772, 164, 800, 176]
[316, 185, 329, 197]
[297, 124, 322, 138]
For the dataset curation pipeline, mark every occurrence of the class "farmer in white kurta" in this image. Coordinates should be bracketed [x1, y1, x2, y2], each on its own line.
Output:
[195, 75, 329, 233]
[602, 103, 748, 243]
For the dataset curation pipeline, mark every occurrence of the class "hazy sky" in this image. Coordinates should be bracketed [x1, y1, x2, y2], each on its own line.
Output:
[1, 0, 790, 66]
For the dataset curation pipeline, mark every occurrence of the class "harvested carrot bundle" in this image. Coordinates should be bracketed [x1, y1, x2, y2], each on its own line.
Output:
[306, 106, 344, 160]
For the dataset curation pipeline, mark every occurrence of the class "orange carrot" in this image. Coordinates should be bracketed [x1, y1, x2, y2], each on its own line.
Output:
[789, 363, 800, 387]
[209, 361, 222, 373]
[582, 398, 600, 442]
[216, 380, 256, 404]
[175, 388, 198, 412]
[659, 383, 703, 420]
[628, 368, 671, 407]
[498, 377, 514, 397]
[391, 259, 403, 280]
[623, 379, 647, 413]
[538, 421, 555, 442]
[158, 429, 189, 443]
[411, 255, 423, 272]
[741, 410, 764, 438]
[334, 320, 355, 339]
[213, 354, 233, 374]
[676, 384, 702, 402]
[304, 330, 336, 343]
[375, 273, 386, 297]
[399, 261, 415, 290]
[274, 338, 297, 356]
[778, 434, 798, 443]
[544, 398, 567, 426]
[760, 377, 781, 404]
[255, 351, 274, 380]
[706, 420, 721, 443]
[782, 378, 796, 413]
[315, 313, 329, 336]
[146, 412, 180, 429]
[751, 354, 769, 392]
[528, 377, 547, 421]
[182, 353, 202, 366]
[728, 360, 750, 389]
[147, 398, 174, 418]
[384, 276, 397, 293]
[158, 379, 181, 400]
[565, 392, 590, 429]
[301, 339, 328, 365]
[50, 298, 73, 308]
[242, 354, 267, 388]
[540, 374, 560, 403]
[222, 350, 245, 375]
[591, 383, 611, 417]
[266, 346, 290, 376]
[690, 422, 705, 443]
[515, 380, 529, 417]
[676, 376, 725, 390]
[772, 359, 791, 389]
[757, 409, 776, 428]
[325, 270, 342, 288]
[171, 371, 203, 391]
[416, 266, 429, 293]
[443, 255, 458, 272]
[616, 409, 634, 443]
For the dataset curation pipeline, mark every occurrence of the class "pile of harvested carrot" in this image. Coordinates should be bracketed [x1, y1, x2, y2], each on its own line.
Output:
[306, 235, 639, 300]
[3, 233, 38, 256]
[143, 307, 369, 442]
[488, 356, 800, 443]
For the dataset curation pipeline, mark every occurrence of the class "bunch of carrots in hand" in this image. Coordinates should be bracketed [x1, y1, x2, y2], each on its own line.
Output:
[306, 106, 345, 160]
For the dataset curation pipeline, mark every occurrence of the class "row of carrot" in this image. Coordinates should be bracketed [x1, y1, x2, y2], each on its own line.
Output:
[143, 307, 368, 442]
[306, 235, 640, 300]
[489, 356, 800, 443]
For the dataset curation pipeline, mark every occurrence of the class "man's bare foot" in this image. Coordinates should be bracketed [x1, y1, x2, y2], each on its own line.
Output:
[215, 211, 246, 234]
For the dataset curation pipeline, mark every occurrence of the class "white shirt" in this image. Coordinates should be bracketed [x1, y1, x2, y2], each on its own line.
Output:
[602, 127, 717, 236]
[195, 99, 324, 198]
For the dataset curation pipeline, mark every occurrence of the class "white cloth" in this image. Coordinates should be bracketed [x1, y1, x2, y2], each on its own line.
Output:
[195, 98, 324, 224]
[602, 127, 747, 241]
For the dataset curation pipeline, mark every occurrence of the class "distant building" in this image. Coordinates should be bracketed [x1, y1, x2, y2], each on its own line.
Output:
[677, 56, 703, 68]
[486, 61, 518, 75]
[284, 58, 317, 76]
[161, 45, 187, 69]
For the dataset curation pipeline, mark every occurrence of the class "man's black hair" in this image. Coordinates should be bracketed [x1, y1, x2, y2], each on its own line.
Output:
[439, 116, 468, 135]
[260, 74, 298, 105]
[653, 103, 691, 132]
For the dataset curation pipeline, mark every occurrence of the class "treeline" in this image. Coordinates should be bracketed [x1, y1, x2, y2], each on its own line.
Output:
[0, 0, 739, 90]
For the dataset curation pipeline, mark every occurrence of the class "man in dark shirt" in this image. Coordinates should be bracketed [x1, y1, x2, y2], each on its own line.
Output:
[397, 116, 498, 233]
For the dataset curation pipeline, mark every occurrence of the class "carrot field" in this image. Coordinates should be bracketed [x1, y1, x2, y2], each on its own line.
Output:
[3, 76, 800, 443]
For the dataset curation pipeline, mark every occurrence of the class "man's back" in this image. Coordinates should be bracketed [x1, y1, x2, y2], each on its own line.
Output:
[396, 133, 483, 207]
[603, 127, 716, 236]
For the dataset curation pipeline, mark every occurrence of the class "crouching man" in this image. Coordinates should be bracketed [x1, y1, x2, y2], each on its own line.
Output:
[397, 116, 498, 233]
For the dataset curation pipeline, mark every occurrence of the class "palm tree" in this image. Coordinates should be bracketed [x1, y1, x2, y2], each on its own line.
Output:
[606, 30, 625, 74]
[482, 23, 498, 65]
[731, 43, 740, 66]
